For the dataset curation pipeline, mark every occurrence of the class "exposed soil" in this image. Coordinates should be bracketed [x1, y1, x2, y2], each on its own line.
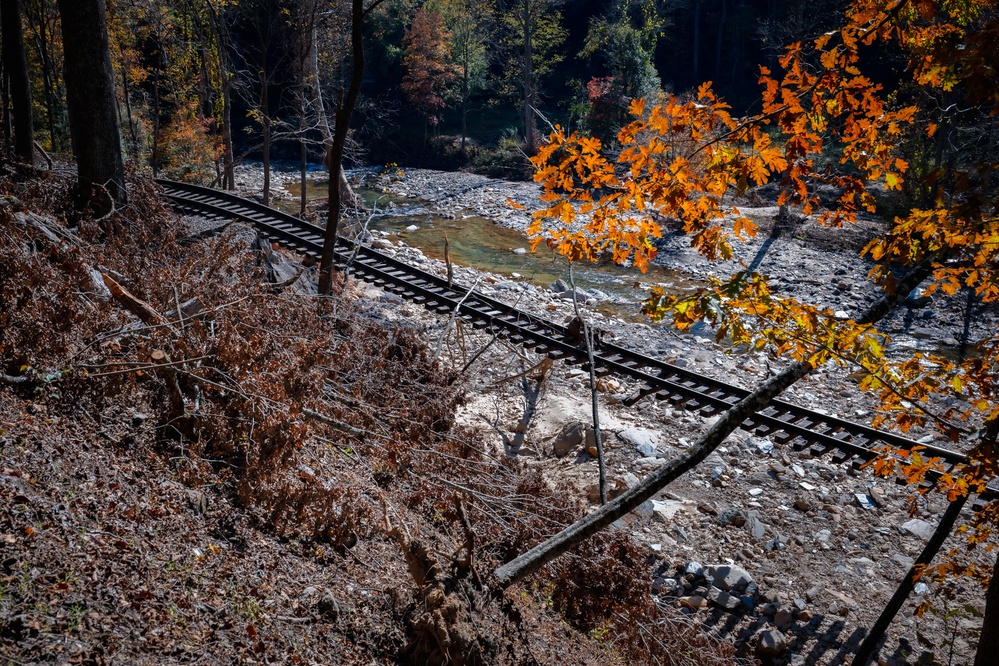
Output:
[0, 165, 744, 665]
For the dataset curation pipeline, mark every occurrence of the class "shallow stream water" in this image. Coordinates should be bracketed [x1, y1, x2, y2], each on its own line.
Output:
[284, 178, 698, 321]
[277, 174, 976, 356]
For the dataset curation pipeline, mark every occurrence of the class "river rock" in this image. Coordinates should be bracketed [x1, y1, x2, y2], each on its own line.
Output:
[746, 512, 767, 540]
[679, 595, 708, 610]
[684, 561, 705, 578]
[617, 427, 661, 456]
[707, 587, 742, 612]
[547, 279, 569, 292]
[717, 507, 747, 527]
[756, 629, 787, 657]
[552, 421, 586, 457]
[651, 499, 695, 523]
[707, 564, 755, 591]
[900, 518, 936, 540]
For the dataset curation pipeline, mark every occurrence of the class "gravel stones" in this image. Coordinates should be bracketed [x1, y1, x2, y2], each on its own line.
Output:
[717, 507, 748, 527]
[679, 595, 708, 610]
[805, 585, 825, 603]
[746, 511, 767, 540]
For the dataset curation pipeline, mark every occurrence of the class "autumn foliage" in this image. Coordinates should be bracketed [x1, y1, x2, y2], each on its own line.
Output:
[528, 0, 999, 595]
[402, 6, 460, 128]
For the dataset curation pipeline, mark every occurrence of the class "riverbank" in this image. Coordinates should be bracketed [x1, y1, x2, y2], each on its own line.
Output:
[219, 162, 992, 664]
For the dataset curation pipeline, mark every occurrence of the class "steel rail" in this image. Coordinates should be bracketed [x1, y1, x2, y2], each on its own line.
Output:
[158, 178, 992, 498]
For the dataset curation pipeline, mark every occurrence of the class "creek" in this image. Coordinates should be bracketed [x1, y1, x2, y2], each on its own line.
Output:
[284, 178, 699, 322]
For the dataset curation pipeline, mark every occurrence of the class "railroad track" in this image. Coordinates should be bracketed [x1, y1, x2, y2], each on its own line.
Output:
[158, 178, 987, 496]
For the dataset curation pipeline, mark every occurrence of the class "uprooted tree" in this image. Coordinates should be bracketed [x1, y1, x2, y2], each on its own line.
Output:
[496, 0, 998, 661]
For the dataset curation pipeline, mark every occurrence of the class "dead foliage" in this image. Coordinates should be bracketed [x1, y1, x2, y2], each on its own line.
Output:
[0, 164, 744, 665]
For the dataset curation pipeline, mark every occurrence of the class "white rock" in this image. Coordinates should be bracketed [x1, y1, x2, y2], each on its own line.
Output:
[651, 499, 696, 523]
[900, 518, 936, 540]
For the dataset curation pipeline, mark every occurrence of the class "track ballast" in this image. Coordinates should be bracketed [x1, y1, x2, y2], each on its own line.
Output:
[159, 178, 987, 498]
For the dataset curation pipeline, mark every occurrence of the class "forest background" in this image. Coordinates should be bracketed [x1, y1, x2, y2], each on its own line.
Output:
[16, 0, 862, 184]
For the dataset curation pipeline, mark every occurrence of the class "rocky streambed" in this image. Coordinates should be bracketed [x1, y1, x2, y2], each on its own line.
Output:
[223, 162, 995, 665]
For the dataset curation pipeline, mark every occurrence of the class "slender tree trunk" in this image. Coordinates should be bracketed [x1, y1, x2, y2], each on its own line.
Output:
[38, 6, 57, 151]
[714, 0, 726, 81]
[25, 0, 58, 151]
[522, 0, 535, 154]
[57, 0, 126, 207]
[1, 62, 10, 157]
[300, 138, 307, 217]
[2, 0, 34, 162]
[120, 68, 138, 159]
[318, 0, 364, 295]
[151, 71, 160, 177]
[204, 1, 235, 189]
[221, 79, 234, 189]
[460, 49, 468, 153]
[692, 0, 701, 82]
[853, 495, 969, 665]
[976, 549, 999, 666]
[973, 418, 999, 666]
[259, 70, 270, 206]
[569, 265, 606, 504]
[310, 23, 358, 209]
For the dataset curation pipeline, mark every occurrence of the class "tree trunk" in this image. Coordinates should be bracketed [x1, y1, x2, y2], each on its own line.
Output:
[493, 261, 935, 586]
[57, 0, 126, 207]
[300, 138, 307, 217]
[259, 68, 270, 206]
[24, 0, 59, 151]
[692, 0, 701, 82]
[973, 418, 999, 666]
[975, 548, 999, 666]
[1, 62, 10, 156]
[318, 0, 364, 295]
[1, 0, 34, 162]
[38, 5, 57, 151]
[522, 0, 535, 155]
[204, 1, 235, 190]
[311, 23, 359, 210]
[714, 0, 727, 81]
[221, 79, 234, 189]
[151, 70, 160, 177]
[120, 67, 138, 159]
[460, 47, 468, 153]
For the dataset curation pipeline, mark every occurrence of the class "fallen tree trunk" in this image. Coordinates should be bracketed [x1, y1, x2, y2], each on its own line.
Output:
[494, 260, 935, 586]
